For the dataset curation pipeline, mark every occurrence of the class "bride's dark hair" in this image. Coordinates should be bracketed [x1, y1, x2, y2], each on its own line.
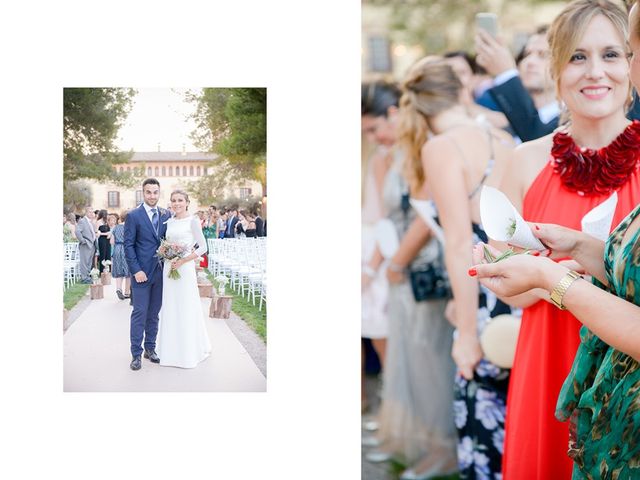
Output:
[170, 189, 190, 211]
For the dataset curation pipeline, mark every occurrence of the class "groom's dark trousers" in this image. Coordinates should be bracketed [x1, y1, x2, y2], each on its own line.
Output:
[130, 266, 163, 357]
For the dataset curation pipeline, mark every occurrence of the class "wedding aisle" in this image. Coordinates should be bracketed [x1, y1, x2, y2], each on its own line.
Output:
[63, 282, 266, 392]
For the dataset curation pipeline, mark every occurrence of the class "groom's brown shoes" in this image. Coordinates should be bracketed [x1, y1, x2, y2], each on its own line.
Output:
[144, 349, 160, 363]
[130, 356, 142, 370]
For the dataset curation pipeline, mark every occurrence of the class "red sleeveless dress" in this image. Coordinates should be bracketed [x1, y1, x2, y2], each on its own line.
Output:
[502, 160, 640, 479]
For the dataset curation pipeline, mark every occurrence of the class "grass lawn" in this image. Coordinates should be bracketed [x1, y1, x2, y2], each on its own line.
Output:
[64, 283, 90, 310]
[207, 272, 266, 343]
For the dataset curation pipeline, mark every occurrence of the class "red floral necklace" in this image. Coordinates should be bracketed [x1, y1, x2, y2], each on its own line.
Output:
[551, 120, 640, 196]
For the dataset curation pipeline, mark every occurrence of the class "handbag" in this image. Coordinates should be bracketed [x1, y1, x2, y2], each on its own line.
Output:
[400, 192, 452, 302]
[479, 314, 521, 368]
[408, 245, 452, 301]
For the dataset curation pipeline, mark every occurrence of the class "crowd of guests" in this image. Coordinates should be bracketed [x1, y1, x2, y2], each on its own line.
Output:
[64, 201, 266, 299]
[361, 1, 640, 478]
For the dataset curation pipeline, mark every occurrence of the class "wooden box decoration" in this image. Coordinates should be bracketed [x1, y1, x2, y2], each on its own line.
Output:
[198, 282, 214, 298]
[209, 295, 233, 319]
[90, 284, 104, 299]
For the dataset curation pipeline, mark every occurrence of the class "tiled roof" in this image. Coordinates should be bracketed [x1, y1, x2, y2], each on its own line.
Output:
[128, 152, 219, 162]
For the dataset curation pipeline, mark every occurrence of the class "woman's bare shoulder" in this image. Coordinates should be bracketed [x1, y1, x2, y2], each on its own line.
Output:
[514, 133, 553, 162]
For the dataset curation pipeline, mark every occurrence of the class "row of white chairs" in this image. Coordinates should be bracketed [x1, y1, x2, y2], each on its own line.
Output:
[63, 242, 80, 290]
[206, 238, 267, 310]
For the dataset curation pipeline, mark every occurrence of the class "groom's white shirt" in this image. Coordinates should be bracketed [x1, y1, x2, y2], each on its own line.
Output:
[142, 202, 159, 224]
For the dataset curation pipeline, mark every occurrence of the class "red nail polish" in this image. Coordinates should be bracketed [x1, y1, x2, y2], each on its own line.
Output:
[468, 268, 477, 277]
[532, 251, 540, 256]
[535, 225, 540, 230]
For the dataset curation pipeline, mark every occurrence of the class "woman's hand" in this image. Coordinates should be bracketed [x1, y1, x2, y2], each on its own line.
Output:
[171, 258, 184, 270]
[452, 333, 483, 380]
[470, 253, 559, 297]
[361, 272, 373, 292]
[529, 222, 585, 258]
[386, 266, 405, 284]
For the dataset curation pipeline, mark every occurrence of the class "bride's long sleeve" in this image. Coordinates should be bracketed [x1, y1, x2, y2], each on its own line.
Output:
[191, 216, 208, 256]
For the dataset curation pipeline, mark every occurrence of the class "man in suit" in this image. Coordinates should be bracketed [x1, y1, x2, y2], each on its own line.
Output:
[254, 214, 265, 237]
[253, 208, 265, 237]
[225, 206, 239, 238]
[124, 178, 172, 371]
[475, 27, 559, 142]
[75, 206, 96, 283]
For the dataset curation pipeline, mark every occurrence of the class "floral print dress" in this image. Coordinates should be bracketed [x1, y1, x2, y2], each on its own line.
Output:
[556, 203, 640, 479]
[453, 224, 511, 480]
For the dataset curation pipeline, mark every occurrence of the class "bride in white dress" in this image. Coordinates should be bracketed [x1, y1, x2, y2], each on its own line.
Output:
[157, 189, 212, 368]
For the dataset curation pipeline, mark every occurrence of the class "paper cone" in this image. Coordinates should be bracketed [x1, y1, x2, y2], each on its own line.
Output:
[479, 186, 545, 250]
[409, 198, 446, 245]
[581, 192, 618, 241]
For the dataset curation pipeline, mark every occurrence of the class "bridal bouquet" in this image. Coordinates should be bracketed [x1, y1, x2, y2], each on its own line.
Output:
[156, 239, 188, 279]
[101, 259, 112, 273]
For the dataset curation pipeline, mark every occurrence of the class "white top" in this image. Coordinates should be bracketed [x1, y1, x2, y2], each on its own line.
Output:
[166, 215, 208, 257]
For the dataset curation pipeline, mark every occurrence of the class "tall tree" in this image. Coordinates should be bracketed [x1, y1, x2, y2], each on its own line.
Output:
[188, 88, 267, 197]
[364, 0, 563, 53]
[63, 88, 137, 208]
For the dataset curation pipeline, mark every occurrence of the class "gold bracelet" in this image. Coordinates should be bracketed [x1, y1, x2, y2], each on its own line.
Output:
[549, 270, 582, 310]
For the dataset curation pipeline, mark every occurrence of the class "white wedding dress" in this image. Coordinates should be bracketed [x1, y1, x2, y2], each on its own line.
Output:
[157, 215, 212, 368]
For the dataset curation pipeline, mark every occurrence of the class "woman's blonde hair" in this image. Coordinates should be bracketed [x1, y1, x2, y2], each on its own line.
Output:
[170, 189, 190, 210]
[397, 56, 462, 193]
[548, 0, 631, 114]
[632, 0, 640, 41]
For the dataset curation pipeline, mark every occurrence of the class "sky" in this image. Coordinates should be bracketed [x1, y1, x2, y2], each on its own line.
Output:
[115, 87, 202, 153]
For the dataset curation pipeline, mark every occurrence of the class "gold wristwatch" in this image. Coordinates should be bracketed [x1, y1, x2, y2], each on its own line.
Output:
[549, 270, 582, 310]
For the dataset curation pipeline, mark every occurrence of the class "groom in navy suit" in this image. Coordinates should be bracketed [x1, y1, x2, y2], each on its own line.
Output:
[124, 178, 172, 370]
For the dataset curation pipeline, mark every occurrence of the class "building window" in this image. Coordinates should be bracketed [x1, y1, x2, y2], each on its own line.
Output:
[127, 166, 131, 173]
[154, 166, 159, 176]
[118, 167, 123, 174]
[196, 166, 201, 176]
[183, 166, 187, 176]
[189, 166, 194, 176]
[162, 166, 166, 176]
[108, 191, 120, 208]
[147, 167, 152, 176]
[135, 190, 143, 205]
[169, 166, 173, 176]
[239, 187, 252, 199]
[368, 35, 391, 73]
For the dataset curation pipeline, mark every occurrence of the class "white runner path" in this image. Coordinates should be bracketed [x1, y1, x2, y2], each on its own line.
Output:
[64, 282, 266, 392]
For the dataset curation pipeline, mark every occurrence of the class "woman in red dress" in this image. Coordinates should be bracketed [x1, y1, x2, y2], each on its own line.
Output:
[498, 1, 640, 478]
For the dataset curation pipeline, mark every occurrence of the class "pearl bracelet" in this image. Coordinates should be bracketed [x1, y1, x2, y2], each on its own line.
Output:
[388, 261, 405, 273]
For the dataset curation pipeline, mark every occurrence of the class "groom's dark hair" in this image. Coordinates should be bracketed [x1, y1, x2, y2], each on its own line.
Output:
[142, 178, 160, 188]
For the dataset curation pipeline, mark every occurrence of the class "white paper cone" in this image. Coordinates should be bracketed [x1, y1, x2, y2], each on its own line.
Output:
[409, 198, 446, 245]
[479, 186, 545, 250]
[581, 192, 618, 241]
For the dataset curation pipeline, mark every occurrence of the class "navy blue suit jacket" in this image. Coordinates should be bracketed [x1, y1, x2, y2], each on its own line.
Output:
[226, 215, 239, 238]
[489, 76, 558, 142]
[124, 204, 172, 281]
